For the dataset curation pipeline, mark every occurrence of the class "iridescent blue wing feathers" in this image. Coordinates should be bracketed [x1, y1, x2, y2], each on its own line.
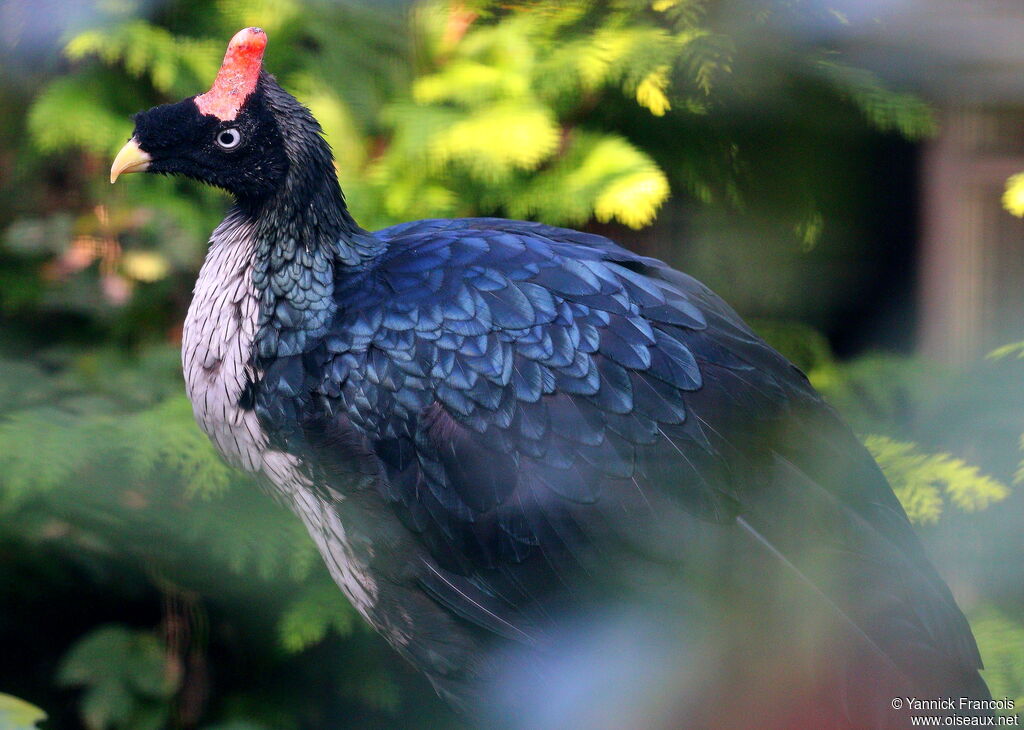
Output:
[251, 217, 985, 699]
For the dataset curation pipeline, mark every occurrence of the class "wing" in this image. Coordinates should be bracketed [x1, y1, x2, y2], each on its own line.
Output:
[270, 218, 986, 707]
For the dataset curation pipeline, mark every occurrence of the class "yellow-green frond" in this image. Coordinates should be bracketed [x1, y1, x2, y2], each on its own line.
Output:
[1003, 173, 1024, 218]
[987, 342, 1024, 360]
[595, 170, 670, 228]
[0, 694, 46, 730]
[817, 60, 936, 140]
[574, 136, 670, 227]
[428, 103, 561, 181]
[636, 65, 672, 116]
[864, 435, 1010, 525]
[64, 21, 221, 96]
[413, 61, 531, 105]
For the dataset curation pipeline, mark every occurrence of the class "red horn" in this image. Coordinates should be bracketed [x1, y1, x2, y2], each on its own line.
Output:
[195, 27, 267, 121]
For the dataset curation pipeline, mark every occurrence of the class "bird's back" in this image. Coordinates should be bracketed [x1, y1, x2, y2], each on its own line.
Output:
[243, 217, 989, 726]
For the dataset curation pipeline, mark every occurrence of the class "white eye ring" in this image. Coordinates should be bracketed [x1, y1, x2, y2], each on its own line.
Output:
[216, 128, 242, 150]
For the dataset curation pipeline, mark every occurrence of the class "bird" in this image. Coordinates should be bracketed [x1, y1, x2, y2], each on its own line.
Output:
[111, 27, 992, 728]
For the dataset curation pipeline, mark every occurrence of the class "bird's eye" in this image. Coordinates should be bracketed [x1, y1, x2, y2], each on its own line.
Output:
[216, 128, 242, 150]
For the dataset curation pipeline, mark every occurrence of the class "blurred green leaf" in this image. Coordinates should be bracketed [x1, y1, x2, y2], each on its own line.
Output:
[57, 625, 178, 730]
[278, 581, 359, 652]
[988, 342, 1024, 361]
[0, 694, 47, 730]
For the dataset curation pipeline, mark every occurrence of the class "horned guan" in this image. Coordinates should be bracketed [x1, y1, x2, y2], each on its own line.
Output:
[111, 27, 991, 728]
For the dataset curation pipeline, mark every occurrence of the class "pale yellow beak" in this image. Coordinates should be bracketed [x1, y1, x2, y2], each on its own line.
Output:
[110, 138, 152, 183]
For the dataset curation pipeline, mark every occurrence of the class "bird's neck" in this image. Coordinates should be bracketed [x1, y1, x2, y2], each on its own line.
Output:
[244, 138, 381, 362]
[250, 164, 370, 266]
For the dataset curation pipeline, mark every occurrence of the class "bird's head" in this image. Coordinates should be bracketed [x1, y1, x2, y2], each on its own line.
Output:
[111, 27, 324, 205]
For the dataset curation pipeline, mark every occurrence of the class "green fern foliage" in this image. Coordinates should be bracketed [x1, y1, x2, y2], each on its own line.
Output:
[278, 582, 358, 653]
[755, 325, 1015, 527]
[970, 607, 1024, 712]
[178, 478, 320, 582]
[57, 625, 179, 730]
[815, 60, 936, 140]
[26, 0, 933, 234]
[0, 408, 104, 504]
[0, 398, 233, 506]
[27, 70, 133, 155]
[985, 342, 1024, 486]
[0, 349, 316, 584]
[864, 436, 1009, 525]
[363, 1, 679, 229]
[119, 397, 234, 499]
[64, 21, 222, 97]
[1017, 435, 1024, 487]
[493, 132, 670, 228]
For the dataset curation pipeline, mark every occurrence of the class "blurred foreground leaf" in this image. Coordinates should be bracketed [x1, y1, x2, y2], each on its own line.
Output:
[0, 694, 47, 730]
[57, 625, 179, 730]
[988, 342, 1024, 361]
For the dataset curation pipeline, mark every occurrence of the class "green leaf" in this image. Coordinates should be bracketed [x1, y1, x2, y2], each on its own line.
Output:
[636, 65, 672, 116]
[1017, 434, 1024, 487]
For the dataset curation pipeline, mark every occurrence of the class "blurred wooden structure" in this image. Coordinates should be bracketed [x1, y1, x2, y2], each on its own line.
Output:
[844, 0, 1024, 363]
[919, 107, 1024, 363]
